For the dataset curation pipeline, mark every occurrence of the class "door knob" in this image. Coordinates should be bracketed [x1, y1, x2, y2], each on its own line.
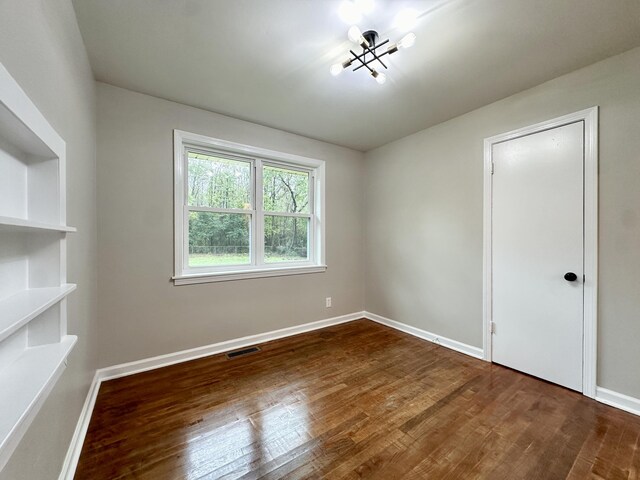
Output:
[564, 272, 578, 282]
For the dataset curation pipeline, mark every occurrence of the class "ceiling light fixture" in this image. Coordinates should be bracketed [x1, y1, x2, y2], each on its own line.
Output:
[330, 27, 416, 84]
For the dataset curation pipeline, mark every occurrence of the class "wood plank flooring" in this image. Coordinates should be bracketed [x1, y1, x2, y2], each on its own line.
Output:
[75, 320, 640, 479]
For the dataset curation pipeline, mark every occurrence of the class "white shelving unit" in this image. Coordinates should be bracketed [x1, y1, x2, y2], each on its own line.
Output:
[0, 215, 77, 233]
[0, 62, 77, 471]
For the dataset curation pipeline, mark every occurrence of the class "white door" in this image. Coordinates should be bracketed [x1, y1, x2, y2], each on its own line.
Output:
[491, 121, 584, 392]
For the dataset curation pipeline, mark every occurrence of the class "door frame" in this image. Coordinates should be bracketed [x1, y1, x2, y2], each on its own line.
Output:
[482, 107, 599, 398]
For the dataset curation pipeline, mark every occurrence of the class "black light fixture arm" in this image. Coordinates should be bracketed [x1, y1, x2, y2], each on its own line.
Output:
[349, 49, 375, 74]
[352, 39, 393, 72]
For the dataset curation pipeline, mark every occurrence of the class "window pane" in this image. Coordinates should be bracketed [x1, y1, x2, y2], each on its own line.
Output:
[264, 215, 309, 263]
[263, 165, 309, 213]
[188, 212, 251, 267]
[188, 151, 251, 209]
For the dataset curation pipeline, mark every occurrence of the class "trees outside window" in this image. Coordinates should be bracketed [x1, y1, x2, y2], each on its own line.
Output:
[174, 130, 325, 283]
[263, 165, 310, 263]
[187, 153, 252, 266]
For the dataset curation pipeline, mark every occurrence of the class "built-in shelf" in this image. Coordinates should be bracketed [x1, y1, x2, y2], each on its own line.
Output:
[0, 335, 77, 454]
[0, 285, 77, 343]
[0, 216, 76, 233]
[0, 99, 54, 160]
[0, 62, 78, 471]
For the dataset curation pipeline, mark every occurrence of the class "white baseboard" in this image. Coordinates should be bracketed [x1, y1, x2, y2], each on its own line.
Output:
[57, 310, 365, 480]
[98, 311, 365, 381]
[596, 387, 640, 417]
[364, 311, 485, 360]
[58, 371, 103, 480]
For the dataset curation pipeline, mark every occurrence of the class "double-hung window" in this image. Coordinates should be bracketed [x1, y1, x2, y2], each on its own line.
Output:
[173, 130, 326, 284]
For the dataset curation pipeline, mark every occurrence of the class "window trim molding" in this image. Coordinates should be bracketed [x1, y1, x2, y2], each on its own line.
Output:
[173, 129, 326, 285]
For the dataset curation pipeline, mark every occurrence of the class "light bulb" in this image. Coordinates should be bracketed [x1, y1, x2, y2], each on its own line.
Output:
[354, 0, 374, 14]
[371, 70, 386, 84]
[348, 25, 369, 47]
[395, 8, 419, 32]
[399, 32, 416, 49]
[348, 25, 362, 43]
[338, 1, 361, 24]
[330, 58, 353, 76]
[330, 63, 343, 76]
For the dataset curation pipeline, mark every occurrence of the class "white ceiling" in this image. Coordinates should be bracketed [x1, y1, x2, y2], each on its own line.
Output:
[73, 0, 640, 151]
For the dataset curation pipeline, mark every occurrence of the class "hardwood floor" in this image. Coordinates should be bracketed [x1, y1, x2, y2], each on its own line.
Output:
[75, 320, 640, 479]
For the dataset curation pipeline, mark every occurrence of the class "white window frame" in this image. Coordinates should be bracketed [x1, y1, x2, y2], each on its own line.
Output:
[173, 130, 326, 285]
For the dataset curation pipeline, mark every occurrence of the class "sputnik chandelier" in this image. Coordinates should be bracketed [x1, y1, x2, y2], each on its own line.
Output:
[330, 27, 416, 84]
[329, 0, 418, 84]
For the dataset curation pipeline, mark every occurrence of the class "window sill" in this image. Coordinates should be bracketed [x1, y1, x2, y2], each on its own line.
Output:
[172, 265, 327, 285]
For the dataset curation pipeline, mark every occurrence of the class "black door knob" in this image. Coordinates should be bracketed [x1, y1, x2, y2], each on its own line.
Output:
[564, 272, 578, 282]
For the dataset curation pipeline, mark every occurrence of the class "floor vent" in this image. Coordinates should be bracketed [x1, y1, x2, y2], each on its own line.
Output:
[226, 346, 261, 359]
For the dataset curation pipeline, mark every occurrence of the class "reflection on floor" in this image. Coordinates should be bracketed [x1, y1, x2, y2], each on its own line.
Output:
[75, 319, 640, 479]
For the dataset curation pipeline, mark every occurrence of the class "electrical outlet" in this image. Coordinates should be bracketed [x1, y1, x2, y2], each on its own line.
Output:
[325, 297, 332, 308]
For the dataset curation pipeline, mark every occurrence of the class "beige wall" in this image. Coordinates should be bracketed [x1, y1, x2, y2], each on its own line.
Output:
[364, 46, 640, 399]
[96, 83, 365, 367]
[0, 0, 98, 479]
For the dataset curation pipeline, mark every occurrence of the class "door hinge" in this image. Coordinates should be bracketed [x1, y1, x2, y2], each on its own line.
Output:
[491, 161, 495, 175]
[490, 322, 496, 334]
